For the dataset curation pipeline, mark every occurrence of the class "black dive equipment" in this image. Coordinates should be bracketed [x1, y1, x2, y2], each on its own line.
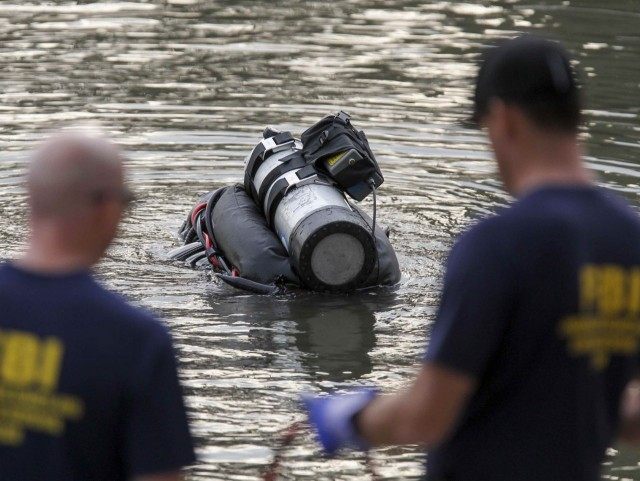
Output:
[169, 112, 400, 293]
[300, 111, 383, 201]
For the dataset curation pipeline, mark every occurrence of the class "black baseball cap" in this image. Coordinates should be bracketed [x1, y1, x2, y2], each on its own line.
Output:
[470, 34, 581, 132]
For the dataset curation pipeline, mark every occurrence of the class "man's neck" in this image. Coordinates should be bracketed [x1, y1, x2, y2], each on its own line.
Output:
[512, 166, 593, 198]
[16, 232, 96, 275]
[509, 137, 592, 197]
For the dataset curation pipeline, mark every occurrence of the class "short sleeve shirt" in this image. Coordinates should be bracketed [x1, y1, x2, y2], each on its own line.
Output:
[0, 264, 195, 480]
[424, 185, 640, 481]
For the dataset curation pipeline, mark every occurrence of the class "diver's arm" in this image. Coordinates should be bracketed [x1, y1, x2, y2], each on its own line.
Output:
[619, 377, 640, 443]
[356, 363, 475, 448]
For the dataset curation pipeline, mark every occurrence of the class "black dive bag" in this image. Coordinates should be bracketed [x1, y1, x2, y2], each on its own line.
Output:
[301, 111, 383, 201]
[210, 184, 298, 285]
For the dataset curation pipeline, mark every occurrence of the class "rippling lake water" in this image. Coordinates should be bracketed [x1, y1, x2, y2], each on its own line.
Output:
[0, 1, 638, 480]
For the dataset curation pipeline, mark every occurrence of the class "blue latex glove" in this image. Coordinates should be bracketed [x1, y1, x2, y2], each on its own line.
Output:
[301, 388, 378, 456]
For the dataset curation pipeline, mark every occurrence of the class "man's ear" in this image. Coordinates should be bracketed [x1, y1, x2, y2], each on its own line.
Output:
[506, 103, 536, 143]
[486, 99, 511, 141]
[93, 198, 124, 229]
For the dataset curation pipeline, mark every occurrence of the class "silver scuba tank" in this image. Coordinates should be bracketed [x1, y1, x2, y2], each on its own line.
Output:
[244, 131, 376, 291]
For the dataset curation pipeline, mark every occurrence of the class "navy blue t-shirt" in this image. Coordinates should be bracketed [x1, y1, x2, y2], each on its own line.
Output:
[424, 185, 640, 481]
[0, 264, 195, 480]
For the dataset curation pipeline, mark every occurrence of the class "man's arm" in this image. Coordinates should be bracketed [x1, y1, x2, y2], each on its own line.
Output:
[619, 377, 640, 443]
[302, 222, 512, 455]
[357, 363, 475, 448]
[355, 222, 512, 449]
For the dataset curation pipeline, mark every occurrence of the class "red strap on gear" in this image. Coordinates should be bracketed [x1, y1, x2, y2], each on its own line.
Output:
[203, 234, 222, 269]
[190, 202, 207, 226]
[190, 202, 228, 271]
[189, 200, 242, 278]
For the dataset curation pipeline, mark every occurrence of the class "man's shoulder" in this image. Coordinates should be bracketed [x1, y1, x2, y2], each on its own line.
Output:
[46, 278, 168, 346]
[598, 189, 640, 227]
[458, 187, 640, 255]
[445, 216, 518, 271]
[92, 286, 169, 338]
[453, 203, 552, 260]
[513, 185, 640, 225]
[455, 214, 511, 250]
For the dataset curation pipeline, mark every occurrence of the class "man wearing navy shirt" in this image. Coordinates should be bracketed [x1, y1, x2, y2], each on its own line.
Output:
[0, 133, 195, 480]
[303, 35, 640, 480]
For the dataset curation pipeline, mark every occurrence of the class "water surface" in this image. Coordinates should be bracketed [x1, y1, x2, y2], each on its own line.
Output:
[0, 1, 638, 479]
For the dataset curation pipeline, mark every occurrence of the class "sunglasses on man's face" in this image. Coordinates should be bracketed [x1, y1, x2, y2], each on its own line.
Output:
[90, 188, 137, 208]
[120, 188, 137, 208]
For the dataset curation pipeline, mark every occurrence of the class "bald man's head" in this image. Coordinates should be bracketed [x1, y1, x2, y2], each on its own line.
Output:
[27, 132, 125, 219]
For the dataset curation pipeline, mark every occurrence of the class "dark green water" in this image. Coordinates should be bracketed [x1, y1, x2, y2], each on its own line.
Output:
[0, 1, 638, 479]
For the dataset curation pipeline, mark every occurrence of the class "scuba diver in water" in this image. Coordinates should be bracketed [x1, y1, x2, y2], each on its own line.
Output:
[169, 112, 401, 294]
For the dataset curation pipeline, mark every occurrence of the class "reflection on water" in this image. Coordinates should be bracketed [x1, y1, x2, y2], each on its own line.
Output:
[292, 295, 378, 382]
[0, 1, 638, 480]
